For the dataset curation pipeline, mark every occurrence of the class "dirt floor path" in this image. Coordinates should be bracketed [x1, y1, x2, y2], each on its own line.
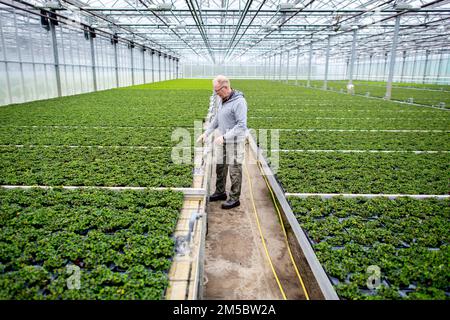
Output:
[203, 143, 308, 300]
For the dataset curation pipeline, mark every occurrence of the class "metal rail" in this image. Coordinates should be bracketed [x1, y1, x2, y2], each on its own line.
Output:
[285, 193, 450, 199]
[0, 185, 206, 198]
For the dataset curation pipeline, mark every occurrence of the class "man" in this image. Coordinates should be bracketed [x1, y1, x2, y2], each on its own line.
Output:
[197, 75, 248, 209]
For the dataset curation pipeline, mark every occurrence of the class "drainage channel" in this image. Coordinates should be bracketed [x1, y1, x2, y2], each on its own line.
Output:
[202, 140, 325, 300]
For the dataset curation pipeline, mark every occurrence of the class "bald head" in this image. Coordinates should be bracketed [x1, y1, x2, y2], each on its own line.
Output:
[213, 75, 232, 100]
[213, 75, 231, 88]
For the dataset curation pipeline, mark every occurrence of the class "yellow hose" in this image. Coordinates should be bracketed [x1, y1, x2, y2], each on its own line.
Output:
[256, 159, 311, 300]
[243, 159, 287, 300]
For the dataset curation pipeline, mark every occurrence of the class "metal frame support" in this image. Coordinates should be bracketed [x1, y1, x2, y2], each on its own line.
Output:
[355, 57, 359, 80]
[167, 56, 170, 80]
[279, 52, 283, 81]
[295, 46, 300, 86]
[383, 52, 388, 81]
[263, 57, 266, 80]
[385, 15, 400, 100]
[268, 55, 272, 80]
[307, 41, 313, 87]
[114, 41, 119, 87]
[347, 28, 357, 87]
[400, 50, 406, 82]
[26, 13, 38, 100]
[411, 50, 418, 82]
[130, 45, 135, 86]
[368, 54, 373, 81]
[89, 32, 97, 91]
[176, 59, 179, 79]
[274, 54, 277, 80]
[0, 12, 13, 104]
[423, 49, 430, 84]
[49, 16, 62, 97]
[12, 9, 26, 100]
[345, 58, 349, 79]
[269, 55, 272, 80]
[164, 54, 167, 81]
[142, 48, 146, 83]
[286, 50, 290, 83]
[158, 52, 162, 82]
[324, 36, 330, 90]
[151, 50, 155, 83]
[436, 50, 444, 84]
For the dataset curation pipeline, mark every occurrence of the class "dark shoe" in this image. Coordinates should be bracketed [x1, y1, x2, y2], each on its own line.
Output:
[209, 192, 227, 202]
[221, 199, 240, 209]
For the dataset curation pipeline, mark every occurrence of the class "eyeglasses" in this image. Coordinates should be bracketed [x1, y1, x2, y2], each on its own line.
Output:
[214, 86, 225, 93]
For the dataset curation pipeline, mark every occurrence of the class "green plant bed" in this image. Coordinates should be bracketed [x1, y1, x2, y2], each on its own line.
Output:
[307, 80, 450, 107]
[0, 188, 184, 300]
[249, 117, 450, 130]
[275, 131, 450, 151]
[0, 146, 193, 187]
[275, 152, 449, 194]
[0, 127, 194, 147]
[289, 196, 450, 300]
[0, 86, 209, 127]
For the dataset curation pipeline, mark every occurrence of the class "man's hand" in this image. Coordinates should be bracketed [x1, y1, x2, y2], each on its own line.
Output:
[214, 135, 224, 145]
[196, 132, 206, 144]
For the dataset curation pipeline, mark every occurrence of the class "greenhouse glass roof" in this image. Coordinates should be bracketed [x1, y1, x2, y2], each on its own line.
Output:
[18, 0, 450, 62]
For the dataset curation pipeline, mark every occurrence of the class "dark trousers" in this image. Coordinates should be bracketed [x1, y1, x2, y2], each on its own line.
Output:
[215, 141, 245, 201]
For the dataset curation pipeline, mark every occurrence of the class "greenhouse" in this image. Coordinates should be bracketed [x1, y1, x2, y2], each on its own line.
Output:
[0, 0, 449, 303]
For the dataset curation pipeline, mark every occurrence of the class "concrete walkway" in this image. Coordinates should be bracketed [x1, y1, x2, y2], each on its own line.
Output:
[203, 143, 316, 300]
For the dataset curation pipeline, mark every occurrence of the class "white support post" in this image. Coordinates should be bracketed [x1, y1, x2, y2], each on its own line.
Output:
[411, 50, 418, 83]
[263, 57, 266, 80]
[383, 52, 388, 81]
[142, 48, 146, 84]
[49, 15, 62, 97]
[114, 40, 119, 87]
[324, 36, 330, 89]
[307, 41, 313, 87]
[151, 50, 155, 83]
[286, 50, 290, 83]
[89, 30, 97, 91]
[423, 49, 430, 84]
[130, 45, 135, 86]
[347, 29, 357, 87]
[436, 50, 444, 84]
[279, 52, 283, 81]
[385, 15, 400, 100]
[0, 12, 12, 104]
[13, 9, 26, 100]
[159, 53, 163, 81]
[400, 51, 406, 82]
[274, 54, 277, 80]
[295, 46, 300, 86]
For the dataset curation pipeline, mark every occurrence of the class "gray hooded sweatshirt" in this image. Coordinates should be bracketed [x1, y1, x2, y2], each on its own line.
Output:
[205, 90, 248, 143]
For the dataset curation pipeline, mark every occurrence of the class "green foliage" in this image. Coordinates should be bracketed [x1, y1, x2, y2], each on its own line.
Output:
[277, 131, 450, 151]
[290, 80, 450, 107]
[0, 188, 183, 300]
[289, 196, 450, 300]
[277, 152, 449, 194]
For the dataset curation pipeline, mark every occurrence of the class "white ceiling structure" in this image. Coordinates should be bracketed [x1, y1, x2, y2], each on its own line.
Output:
[15, 0, 450, 62]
